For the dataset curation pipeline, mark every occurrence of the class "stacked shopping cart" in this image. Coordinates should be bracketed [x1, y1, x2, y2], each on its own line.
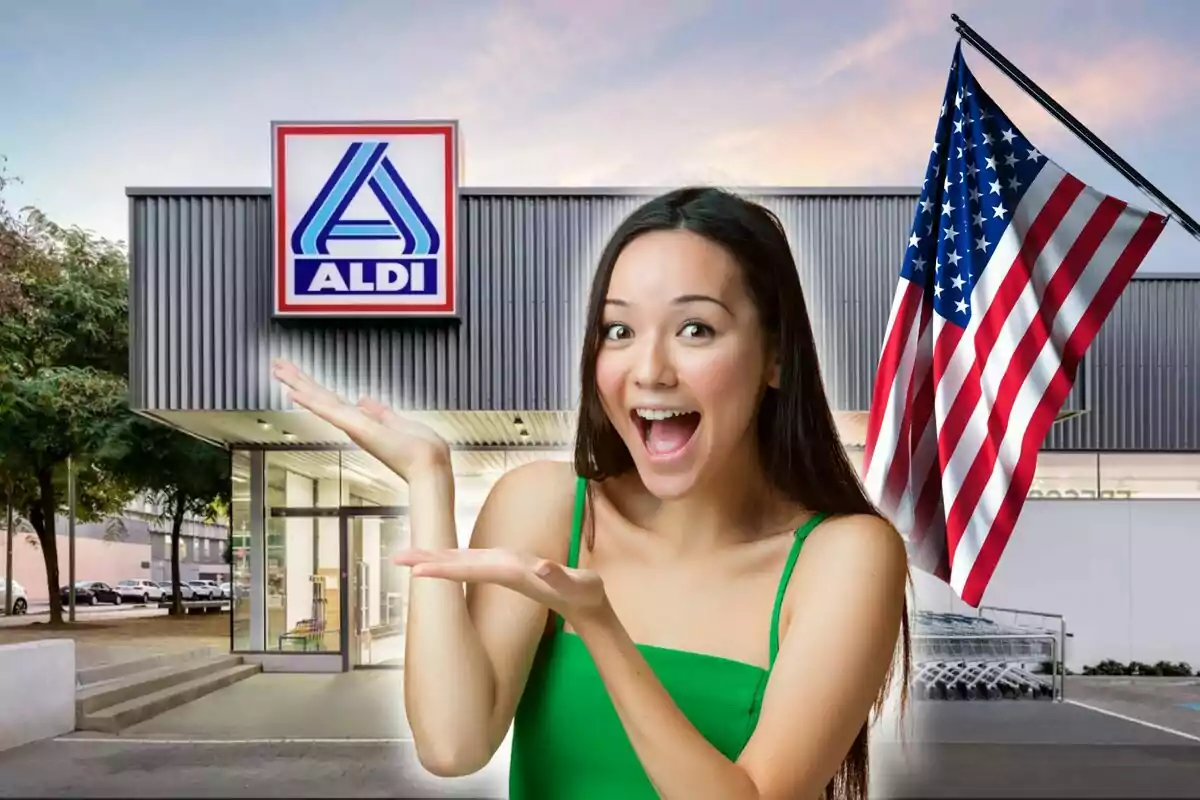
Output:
[911, 610, 1063, 701]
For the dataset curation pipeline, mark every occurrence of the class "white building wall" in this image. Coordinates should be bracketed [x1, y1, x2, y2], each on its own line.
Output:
[909, 499, 1200, 671]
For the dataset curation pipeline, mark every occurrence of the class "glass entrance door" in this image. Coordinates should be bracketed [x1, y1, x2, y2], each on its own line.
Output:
[343, 508, 409, 669]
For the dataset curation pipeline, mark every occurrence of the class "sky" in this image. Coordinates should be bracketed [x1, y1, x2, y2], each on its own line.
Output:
[2, 0, 1199, 273]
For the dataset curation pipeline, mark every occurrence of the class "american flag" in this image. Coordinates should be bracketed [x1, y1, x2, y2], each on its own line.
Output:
[862, 44, 1167, 607]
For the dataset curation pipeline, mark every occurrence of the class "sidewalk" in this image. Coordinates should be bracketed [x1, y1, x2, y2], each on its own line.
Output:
[0, 611, 228, 669]
[0, 606, 167, 629]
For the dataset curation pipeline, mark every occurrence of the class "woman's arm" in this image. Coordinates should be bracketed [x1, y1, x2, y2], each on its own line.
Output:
[569, 513, 909, 800]
[403, 459, 575, 776]
[268, 363, 575, 776]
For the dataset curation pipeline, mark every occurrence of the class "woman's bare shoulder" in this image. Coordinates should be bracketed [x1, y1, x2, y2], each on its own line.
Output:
[470, 459, 580, 560]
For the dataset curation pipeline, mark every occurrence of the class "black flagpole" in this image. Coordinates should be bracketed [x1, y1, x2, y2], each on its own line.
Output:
[952, 13, 1200, 242]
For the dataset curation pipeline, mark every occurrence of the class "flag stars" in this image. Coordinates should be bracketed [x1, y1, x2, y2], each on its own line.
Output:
[904, 67, 1048, 326]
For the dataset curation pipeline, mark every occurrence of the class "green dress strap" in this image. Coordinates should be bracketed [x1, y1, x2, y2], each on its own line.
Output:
[556, 476, 588, 631]
[768, 512, 829, 667]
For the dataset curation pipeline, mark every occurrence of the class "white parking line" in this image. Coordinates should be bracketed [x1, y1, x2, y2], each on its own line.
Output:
[55, 736, 415, 745]
[1065, 699, 1200, 744]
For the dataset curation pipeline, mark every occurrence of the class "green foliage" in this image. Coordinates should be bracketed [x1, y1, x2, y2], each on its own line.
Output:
[107, 416, 231, 522]
[1081, 659, 1194, 677]
[0, 159, 227, 622]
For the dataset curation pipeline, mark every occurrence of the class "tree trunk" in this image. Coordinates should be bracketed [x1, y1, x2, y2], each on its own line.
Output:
[29, 467, 63, 625]
[170, 493, 185, 616]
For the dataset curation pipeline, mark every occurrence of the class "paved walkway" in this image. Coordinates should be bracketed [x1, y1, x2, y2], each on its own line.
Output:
[0, 612, 228, 668]
[1, 672, 1199, 797]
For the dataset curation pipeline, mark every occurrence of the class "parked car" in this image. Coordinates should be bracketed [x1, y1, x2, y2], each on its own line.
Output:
[157, 581, 196, 602]
[186, 581, 214, 600]
[115, 579, 164, 604]
[194, 580, 227, 599]
[219, 582, 231, 599]
[61, 581, 121, 606]
[1, 577, 28, 615]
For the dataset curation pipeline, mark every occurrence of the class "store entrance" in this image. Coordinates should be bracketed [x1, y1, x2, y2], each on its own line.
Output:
[341, 507, 410, 670]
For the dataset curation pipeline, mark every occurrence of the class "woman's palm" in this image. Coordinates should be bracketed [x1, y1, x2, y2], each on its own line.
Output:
[272, 359, 449, 479]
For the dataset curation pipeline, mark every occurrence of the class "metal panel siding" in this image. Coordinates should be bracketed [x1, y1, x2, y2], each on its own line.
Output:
[131, 190, 913, 413]
[1042, 279, 1200, 451]
[129, 189, 1194, 451]
[131, 193, 271, 410]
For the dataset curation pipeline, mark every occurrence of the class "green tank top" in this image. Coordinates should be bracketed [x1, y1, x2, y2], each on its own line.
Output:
[508, 476, 828, 798]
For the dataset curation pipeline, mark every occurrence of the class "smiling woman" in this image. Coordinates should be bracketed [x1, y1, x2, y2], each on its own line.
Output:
[273, 186, 911, 800]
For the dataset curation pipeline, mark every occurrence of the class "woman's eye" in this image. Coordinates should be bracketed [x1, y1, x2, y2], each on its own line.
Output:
[680, 321, 713, 338]
[603, 323, 632, 341]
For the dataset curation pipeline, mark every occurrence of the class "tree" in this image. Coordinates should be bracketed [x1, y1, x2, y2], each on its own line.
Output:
[0, 177, 138, 624]
[107, 419, 230, 615]
[0, 369, 140, 622]
[0, 160, 231, 624]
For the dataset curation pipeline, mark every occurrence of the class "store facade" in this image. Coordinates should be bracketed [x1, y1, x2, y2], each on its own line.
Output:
[126, 123, 1200, 671]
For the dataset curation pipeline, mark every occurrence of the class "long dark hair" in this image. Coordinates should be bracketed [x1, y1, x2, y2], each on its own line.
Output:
[572, 186, 911, 800]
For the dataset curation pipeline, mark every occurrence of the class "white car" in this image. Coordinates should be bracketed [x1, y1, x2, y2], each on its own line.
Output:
[157, 581, 195, 601]
[186, 581, 214, 599]
[115, 579, 164, 604]
[193, 579, 227, 600]
[1, 577, 28, 615]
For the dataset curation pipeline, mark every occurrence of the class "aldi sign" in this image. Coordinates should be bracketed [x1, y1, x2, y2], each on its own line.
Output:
[271, 121, 459, 317]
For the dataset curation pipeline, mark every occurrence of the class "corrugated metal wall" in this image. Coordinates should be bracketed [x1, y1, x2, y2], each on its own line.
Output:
[128, 188, 1197, 450]
[1043, 278, 1200, 451]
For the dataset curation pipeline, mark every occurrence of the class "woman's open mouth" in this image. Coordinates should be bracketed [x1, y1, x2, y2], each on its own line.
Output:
[632, 408, 702, 461]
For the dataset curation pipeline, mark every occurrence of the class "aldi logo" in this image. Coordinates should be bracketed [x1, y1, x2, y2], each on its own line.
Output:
[271, 121, 458, 317]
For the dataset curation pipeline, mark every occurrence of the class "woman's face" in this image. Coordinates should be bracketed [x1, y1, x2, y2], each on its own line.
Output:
[595, 228, 778, 500]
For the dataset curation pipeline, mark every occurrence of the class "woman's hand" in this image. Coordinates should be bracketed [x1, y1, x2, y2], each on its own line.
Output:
[271, 359, 451, 480]
[394, 547, 610, 627]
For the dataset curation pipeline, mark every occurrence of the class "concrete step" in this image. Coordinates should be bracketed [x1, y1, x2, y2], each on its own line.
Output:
[77, 646, 222, 688]
[77, 662, 261, 733]
[76, 654, 245, 717]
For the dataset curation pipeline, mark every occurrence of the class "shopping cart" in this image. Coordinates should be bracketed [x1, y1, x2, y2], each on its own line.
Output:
[911, 610, 1063, 700]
